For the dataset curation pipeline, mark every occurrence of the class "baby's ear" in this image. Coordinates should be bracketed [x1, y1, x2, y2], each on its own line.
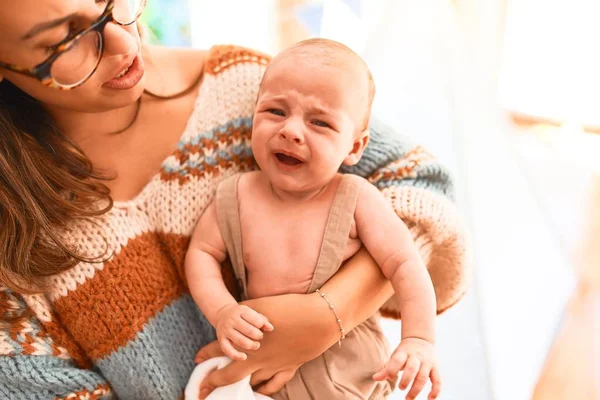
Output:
[343, 129, 370, 166]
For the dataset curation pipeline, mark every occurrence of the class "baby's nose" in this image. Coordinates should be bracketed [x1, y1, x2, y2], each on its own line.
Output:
[280, 127, 304, 144]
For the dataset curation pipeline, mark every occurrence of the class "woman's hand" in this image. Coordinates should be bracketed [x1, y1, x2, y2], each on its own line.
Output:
[195, 247, 394, 398]
[195, 292, 336, 398]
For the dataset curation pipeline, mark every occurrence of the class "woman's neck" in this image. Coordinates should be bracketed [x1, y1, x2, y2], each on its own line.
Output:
[45, 99, 141, 145]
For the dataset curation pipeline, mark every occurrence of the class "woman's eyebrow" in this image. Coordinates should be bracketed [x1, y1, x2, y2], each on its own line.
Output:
[21, 13, 76, 40]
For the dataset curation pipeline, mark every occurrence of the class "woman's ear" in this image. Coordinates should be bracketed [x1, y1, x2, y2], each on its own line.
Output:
[343, 129, 370, 166]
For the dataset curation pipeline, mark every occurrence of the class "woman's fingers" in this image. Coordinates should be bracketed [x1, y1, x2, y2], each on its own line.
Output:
[199, 361, 252, 399]
[255, 369, 297, 395]
[220, 337, 248, 360]
[406, 363, 431, 400]
[249, 369, 272, 387]
[194, 340, 224, 363]
[398, 355, 421, 390]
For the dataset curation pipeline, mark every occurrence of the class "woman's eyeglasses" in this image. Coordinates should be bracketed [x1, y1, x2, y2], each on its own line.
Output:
[0, 0, 146, 90]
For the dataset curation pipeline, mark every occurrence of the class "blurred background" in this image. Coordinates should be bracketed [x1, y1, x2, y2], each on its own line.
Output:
[142, 0, 600, 398]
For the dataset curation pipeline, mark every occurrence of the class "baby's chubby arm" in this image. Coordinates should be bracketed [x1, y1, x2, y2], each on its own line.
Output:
[355, 178, 440, 398]
[185, 200, 273, 361]
[354, 178, 436, 342]
[185, 200, 233, 325]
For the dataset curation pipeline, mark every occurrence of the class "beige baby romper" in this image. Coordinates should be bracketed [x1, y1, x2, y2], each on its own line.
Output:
[216, 173, 395, 400]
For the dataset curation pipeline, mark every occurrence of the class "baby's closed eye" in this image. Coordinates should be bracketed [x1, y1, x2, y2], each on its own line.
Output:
[267, 108, 285, 116]
[311, 120, 331, 128]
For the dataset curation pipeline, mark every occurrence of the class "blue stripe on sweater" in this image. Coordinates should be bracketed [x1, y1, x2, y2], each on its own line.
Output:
[0, 355, 109, 400]
[96, 294, 215, 400]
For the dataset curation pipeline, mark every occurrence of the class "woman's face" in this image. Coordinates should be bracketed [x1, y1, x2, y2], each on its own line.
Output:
[0, 0, 146, 112]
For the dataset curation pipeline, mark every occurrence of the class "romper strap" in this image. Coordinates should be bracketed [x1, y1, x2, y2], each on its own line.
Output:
[215, 174, 248, 300]
[307, 174, 363, 293]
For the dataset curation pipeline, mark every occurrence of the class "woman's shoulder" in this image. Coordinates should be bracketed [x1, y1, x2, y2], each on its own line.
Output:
[144, 45, 209, 91]
[145, 44, 271, 85]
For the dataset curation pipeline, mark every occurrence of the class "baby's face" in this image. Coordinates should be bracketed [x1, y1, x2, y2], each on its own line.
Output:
[252, 55, 369, 195]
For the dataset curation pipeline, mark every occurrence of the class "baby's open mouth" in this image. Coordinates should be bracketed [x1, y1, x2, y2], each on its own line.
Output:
[275, 153, 303, 165]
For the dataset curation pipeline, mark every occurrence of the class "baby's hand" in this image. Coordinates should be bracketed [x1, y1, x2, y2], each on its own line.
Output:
[215, 303, 275, 361]
[373, 337, 440, 400]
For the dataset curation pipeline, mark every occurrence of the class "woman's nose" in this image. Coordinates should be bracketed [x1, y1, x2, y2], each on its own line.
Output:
[102, 22, 139, 58]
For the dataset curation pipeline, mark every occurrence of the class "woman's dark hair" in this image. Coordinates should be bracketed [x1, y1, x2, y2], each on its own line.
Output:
[0, 80, 114, 293]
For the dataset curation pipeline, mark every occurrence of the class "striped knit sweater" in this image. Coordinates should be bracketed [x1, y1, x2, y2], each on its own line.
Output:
[0, 45, 468, 400]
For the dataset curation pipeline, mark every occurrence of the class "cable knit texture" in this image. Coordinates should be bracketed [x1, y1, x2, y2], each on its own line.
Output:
[0, 45, 468, 400]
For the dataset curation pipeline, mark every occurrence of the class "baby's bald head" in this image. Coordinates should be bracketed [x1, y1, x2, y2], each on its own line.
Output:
[262, 38, 375, 132]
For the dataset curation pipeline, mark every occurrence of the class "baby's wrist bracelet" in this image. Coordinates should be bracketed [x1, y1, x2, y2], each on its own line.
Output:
[316, 289, 345, 346]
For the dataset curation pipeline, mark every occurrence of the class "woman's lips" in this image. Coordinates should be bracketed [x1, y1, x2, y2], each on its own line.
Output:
[102, 54, 144, 90]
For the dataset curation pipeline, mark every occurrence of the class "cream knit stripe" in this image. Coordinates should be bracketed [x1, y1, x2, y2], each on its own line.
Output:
[0, 331, 14, 355]
[47, 203, 154, 301]
[154, 171, 245, 236]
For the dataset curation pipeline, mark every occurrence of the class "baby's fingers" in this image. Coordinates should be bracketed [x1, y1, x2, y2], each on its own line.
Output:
[398, 355, 421, 391]
[386, 350, 409, 378]
[428, 367, 441, 400]
[406, 363, 432, 400]
[241, 308, 274, 331]
[373, 350, 408, 381]
[372, 368, 388, 381]
[236, 319, 265, 341]
[229, 329, 261, 351]
[220, 337, 247, 361]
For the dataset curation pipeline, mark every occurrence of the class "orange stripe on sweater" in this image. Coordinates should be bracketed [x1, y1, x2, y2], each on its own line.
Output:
[51, 232, 238, 360]
[52, 232, 189, 360]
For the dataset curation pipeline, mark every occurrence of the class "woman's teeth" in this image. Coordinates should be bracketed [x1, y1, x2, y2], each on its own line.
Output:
[115, 66, 130, 79]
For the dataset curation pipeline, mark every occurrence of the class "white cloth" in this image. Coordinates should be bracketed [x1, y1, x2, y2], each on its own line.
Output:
[185, 356, 273, 400]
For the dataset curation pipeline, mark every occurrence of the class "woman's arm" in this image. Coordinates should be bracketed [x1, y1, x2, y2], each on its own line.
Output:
[318, 247, 393, 331]
[195, 247, 392, 398]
